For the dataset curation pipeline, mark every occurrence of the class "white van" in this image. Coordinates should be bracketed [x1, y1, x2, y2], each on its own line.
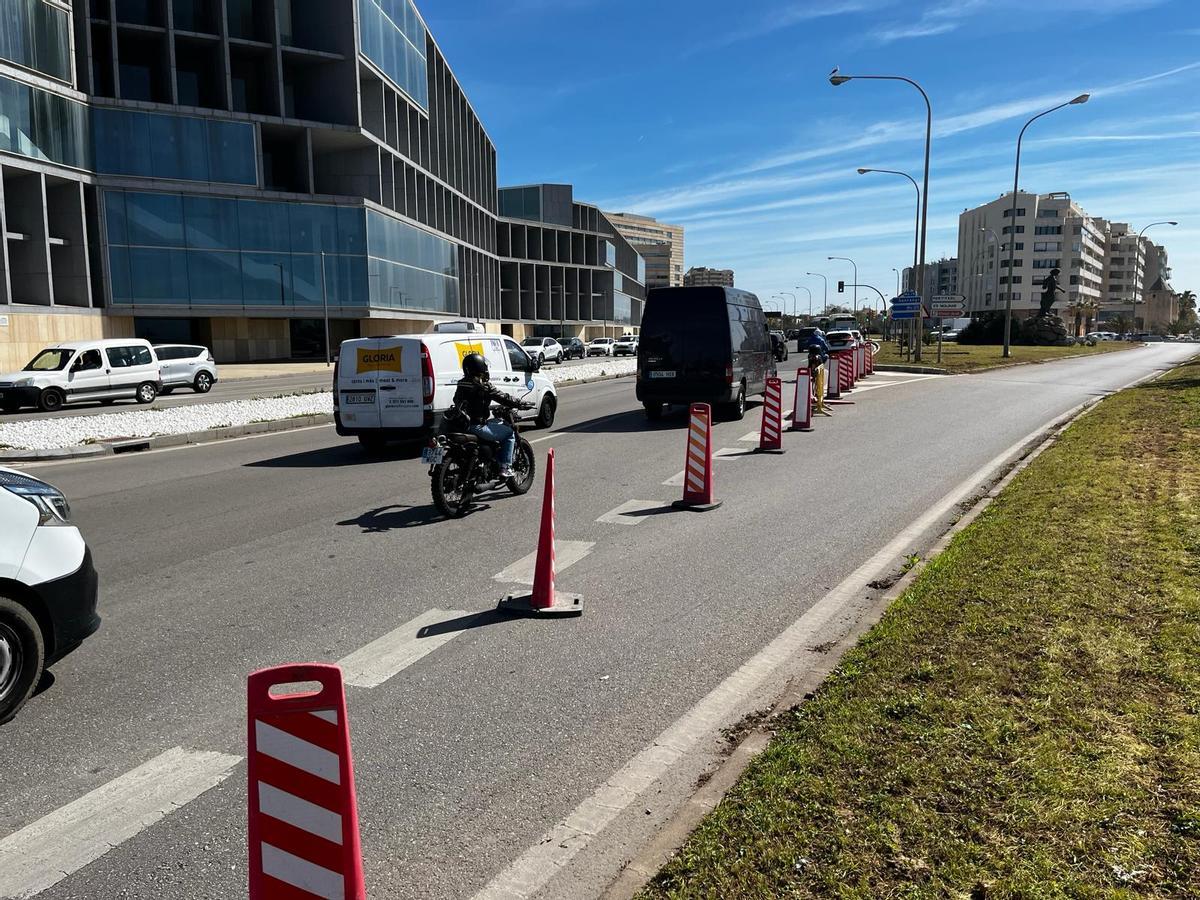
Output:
[0, 339, 162, 413]
[334, 323, 558, 449]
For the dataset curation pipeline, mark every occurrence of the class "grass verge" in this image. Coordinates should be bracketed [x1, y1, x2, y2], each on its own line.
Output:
[641, 359, 1200, 898]
[874, 340, 1134, 373]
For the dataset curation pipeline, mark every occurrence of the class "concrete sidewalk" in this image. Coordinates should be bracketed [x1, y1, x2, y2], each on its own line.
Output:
[218, 362, 333, 380]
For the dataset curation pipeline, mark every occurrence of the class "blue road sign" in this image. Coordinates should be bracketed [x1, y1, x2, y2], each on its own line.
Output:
[890, 303, 922, 312]
[891, 291, 920, 303]
[890, 310, 919, 320]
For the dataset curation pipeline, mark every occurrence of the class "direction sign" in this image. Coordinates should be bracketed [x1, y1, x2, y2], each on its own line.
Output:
[889, 310, 919, 320]
[930, 294, 965, 317]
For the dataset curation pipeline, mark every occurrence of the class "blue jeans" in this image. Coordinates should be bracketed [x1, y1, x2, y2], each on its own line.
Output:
[470, 421, 516, 467]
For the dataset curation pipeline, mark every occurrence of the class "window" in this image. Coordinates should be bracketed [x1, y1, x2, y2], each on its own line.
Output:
[1000, 258, 1023, 268]
[92, 109, 257, 185]
[72, 349, 104, 371]
[1032, 259, 1061, 269]
[0, 74, 88, 168]
[106, 345, 153, 368]
[1034, 241, 1061, 252]
[505, 339, 532, 371]
[0, 0, 71, 81]
[357, 0, 429, 109]
[1000, 242, 1024, 252]
[1003, 207, 1026, 217]
[1034, 225, 1062, 235]
[1002, 225, 1025, 234]
[1037, 209, 1060, 218]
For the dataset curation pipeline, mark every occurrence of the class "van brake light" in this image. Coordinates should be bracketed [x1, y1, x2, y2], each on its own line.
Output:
[421, 344, 435, 405]
[725, 364, 734, 384]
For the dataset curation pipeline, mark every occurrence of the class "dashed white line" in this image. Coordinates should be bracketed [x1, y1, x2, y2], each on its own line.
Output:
[0, 747, 241, 899]
[596, 500, 667, 526]
[493, 541, 596, 585]
[337, 608, 471, 688]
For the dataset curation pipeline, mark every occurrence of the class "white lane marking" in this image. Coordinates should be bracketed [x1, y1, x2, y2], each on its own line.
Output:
[337, 608, 470, 688]
[261, 843, 343, 899]
[738, 411, 794, 442]
[712, 447, 748, 459]
[0, 747, 240, 899]
[493, 541, 595, 585]
[254, 721, 340, 783]
[663, 471, 686, 487]
[471, 419, 1079, 900]
[596, 500, 666, 526]
[257, 782, 343, 844]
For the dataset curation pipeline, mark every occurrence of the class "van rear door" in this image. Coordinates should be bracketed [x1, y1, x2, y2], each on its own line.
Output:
[338, 338, 422, 431]
[639, 289, 729, 398]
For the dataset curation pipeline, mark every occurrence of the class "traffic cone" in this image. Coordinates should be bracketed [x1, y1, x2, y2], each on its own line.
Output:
[756, 376, 786, 453]
[248, 664, 365, 900]
[498, 449, 583, 616]
[827, 353, 855, 406]
[672, 403, 722, 511]
[791, 368, 814, 432]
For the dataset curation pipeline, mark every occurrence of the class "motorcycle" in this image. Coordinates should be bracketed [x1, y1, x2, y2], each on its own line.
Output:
[425, 398, 537, 518]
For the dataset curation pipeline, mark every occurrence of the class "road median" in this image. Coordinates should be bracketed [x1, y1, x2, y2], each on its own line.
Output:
[638, 358, 1200, 897]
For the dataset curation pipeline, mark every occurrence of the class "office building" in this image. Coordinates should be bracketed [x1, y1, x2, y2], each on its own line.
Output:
[683, 266, 734, 288]
[604, 212, 684, 288]
[901, 257, 959, 300]
[0, 0, 639, 372]
[958, 192, 1105, 319]
[497, 184, 644, 338]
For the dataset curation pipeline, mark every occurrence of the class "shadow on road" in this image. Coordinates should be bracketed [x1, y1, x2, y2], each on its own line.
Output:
[247, 441, 423, 468]
[337, 503, 477, 531]
[416, 609, 511, 639]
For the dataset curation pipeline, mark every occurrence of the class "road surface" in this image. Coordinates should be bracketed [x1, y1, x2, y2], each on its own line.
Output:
[1, 344, 1193, 900]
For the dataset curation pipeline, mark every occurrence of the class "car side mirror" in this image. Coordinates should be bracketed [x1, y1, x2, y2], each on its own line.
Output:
[527, 356, 541, 373]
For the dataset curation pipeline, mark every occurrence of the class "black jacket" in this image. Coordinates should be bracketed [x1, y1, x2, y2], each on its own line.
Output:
[452, 376, 518, 425]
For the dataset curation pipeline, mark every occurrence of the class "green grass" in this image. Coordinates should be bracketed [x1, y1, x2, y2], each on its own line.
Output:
[641, 359, 1200, 899]
[874, 340, 1135, 373]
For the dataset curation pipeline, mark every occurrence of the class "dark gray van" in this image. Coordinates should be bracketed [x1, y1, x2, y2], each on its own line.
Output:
[636, 286, 775, 421]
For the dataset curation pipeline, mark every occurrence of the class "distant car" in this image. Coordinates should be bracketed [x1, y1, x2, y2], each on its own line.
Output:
[794, 327, 827, 353]
[154, 344, 218, 394]
[563, 337, 586, 360]
[825, 330, 856, 354]
[587, 338, 615, 357]
[770, 331, 789, 362]
[613, 334, 639, 356]
[940, 330, 962, 342]
[520, 337, 564, 365]
[0, 338, 161, 413]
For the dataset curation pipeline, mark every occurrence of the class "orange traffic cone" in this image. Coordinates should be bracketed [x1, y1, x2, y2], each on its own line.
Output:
[755, 376, 786, 453]
[672, 403, 722, 511]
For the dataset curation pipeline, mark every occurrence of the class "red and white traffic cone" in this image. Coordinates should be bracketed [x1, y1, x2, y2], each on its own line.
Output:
[248, 664, 365, 900]
[790, 367, 814, 432]
[827, 353, 855, 406]
[866, 343, 875, 374]
[756, 376, 786, 453]
[672, 403, 722, 511]
[498, 448, 583, 616]
[841, 351, 855, 392]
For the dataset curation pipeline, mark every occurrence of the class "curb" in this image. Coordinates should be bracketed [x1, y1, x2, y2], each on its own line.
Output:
[873, 364, 949, 375]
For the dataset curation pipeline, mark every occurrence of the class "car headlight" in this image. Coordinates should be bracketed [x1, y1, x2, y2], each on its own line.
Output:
[13, 377, 33, 387]
[0, 470, 72, 525]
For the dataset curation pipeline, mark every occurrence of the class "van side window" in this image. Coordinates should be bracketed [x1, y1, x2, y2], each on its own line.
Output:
[107, 346, 152, 368]
[505, 340, 532, 371]
[729, 305, 750, 353]
[73, 349, 103, 371]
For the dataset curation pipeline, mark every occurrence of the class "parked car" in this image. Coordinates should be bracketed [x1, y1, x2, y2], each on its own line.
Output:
[637, 286, 775, 422]
[520, 337, 564, 365]
[154, 344, 218, 394]
[0, 467, 99, 724]
[334, 322, 559, 450]
[1086, 331, 1118, 342]
[0, 339, 161, 413]
[587, 338, 615, 357]
[563, 337, 586, 360]
[613, 334, 639, 356]
[770, 331, 789, 362]
[825, 330, 856, 354]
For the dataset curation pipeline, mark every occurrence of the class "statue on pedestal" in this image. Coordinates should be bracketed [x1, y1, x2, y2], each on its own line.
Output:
[1039, 268, 1065, 318]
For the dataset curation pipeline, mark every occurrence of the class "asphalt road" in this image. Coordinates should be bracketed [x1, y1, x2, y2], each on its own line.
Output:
[0, 356, 608, 424]
[1, 344, 1194, 900]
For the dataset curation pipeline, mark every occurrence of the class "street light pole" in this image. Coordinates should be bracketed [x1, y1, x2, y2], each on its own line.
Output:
[806, 272, 828, 316]
[779, 291, 797, 322]
[795, 285, 813, 319]
[831, 68, 931, 361]
[857, 168, 920, 294]
[827, 256, 857, 314]
[1133, 221, 1178, 334]
[1002, 93, 1090, 358]
[892, 268, 901, 297]
[319, 251, 331, 367]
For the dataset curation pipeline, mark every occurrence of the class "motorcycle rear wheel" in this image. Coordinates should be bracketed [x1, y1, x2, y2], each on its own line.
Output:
[507, 439, 536, 495]
[432, 456, 473, 517]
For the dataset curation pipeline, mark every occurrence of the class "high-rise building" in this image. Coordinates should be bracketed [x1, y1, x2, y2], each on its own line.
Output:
[683, 266, 734, 288]
[604, 212, 684, 288]
[901, 257, 958, 300]
[0, 0, 638, 372]
[1098, 221, 1149, 326]
[958, 192, 1105, 319]
[497, 184, 644, 338]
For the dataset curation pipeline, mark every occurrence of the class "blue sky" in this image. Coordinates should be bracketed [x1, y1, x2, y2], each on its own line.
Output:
[424, 0, 1199, 308]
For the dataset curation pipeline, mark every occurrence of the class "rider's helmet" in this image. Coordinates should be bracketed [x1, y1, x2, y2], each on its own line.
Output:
[462, 352, 489, 379]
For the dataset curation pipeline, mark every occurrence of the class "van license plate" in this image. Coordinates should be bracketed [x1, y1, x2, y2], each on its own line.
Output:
[421, 447, 446, 465]
[344, 391, 375, 405]
[649, 370, 676, 379]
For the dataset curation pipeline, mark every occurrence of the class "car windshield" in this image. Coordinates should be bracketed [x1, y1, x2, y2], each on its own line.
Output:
[521, 338, 541, 346]
[24, 349, 74, 372]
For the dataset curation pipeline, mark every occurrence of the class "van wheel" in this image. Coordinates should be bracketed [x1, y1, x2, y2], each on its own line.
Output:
[38, 388, 65, 413]
[536, 395, 557, 429]
[0, 596, 45, 726]
[723, 385, 746, 421]
[643, 402, 663, 421]
[194, 372, 213, 393]
[135, 382, 158, 404]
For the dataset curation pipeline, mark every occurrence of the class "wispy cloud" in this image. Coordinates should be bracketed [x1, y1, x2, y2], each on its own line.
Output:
[869, 0, 986, 44]
[684, 0, 882, 54]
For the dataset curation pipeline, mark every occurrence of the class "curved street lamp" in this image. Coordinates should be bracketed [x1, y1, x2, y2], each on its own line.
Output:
[827, 255, 858, 314]
[806, 272, 828, 315]
[795, 285, 813, 318]
[858, 167, 920, 292]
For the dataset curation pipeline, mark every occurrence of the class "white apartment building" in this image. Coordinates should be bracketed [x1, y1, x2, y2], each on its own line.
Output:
[958, 191, 1106, 318]
[1097, 221, 1147, 324]
[604, 212, 686, 289]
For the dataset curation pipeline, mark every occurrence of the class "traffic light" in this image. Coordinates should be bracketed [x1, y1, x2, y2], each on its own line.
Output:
[837, 280, 845, 293]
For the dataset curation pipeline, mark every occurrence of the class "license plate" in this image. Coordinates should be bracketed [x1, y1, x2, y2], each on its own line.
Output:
[649, 370, 676, 379]
[343, 391, 375, 405]
[421, 447, 446, 465]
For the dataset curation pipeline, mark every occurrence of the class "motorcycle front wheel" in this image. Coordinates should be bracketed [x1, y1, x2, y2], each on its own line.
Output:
[432, 455, 473, 517]
[507, 439, 537, 495]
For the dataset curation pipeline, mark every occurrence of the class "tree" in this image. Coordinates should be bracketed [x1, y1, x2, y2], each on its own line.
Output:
[1171, 290, 1196, 336]
[1108, 313, 1133, 336]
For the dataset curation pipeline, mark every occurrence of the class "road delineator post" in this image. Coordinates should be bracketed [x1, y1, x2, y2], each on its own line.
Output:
[672, 403, 722, 512]
[498, 448, 584, 616]
[755, 377, 786, 454]
[826, 353, 855, 406]
[247, 663, 366, 900]
[791, 368, 814, 432]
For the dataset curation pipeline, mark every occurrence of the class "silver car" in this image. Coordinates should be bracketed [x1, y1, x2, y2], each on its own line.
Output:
[154, 344, 218, 394]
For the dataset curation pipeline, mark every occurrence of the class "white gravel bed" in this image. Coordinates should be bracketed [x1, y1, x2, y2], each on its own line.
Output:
[0, 362, 634, 450]
[0, 394, 333, 451]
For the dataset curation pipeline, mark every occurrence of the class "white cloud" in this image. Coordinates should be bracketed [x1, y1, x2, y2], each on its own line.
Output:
[684, 0, 884, 54]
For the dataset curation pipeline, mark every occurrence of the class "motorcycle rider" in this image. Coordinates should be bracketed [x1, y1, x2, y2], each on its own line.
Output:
[453, 352, 526, 479]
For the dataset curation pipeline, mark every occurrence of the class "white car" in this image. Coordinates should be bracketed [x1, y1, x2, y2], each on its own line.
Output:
[520, 337, 565, 365]
[0, 339, 162, 413]
[587, 338, 615, 357]
[1086, 331, 1119, 342]
[0, 467, 99, 723]
[154, 344, 219, 394]
[613, 334, 639, 356]
[334, 322, 559, 451]
[825, 330, 856, 354]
